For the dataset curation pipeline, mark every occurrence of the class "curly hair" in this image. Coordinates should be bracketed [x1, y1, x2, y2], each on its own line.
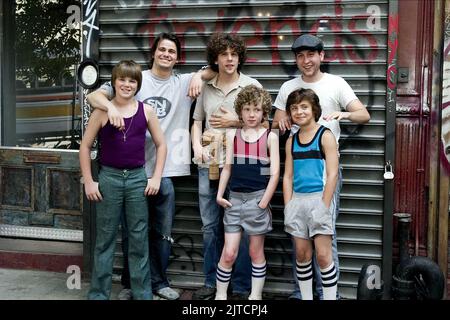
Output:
[234, 85, 272, 123]
[286, 88, 322, 122]
[111, 60, 142, 95]
[206, 33, 247, 72]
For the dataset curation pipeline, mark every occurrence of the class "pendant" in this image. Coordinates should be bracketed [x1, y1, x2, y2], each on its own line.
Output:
[123, 135, 126, 142]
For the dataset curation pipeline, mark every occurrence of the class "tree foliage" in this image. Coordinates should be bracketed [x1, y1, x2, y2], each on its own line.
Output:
[15, 0, 80, 88]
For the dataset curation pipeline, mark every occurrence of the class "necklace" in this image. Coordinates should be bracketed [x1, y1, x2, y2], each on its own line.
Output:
[122, 114, 134, 142]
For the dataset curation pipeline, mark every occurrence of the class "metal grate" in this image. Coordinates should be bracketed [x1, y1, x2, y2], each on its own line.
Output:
[97, 0, 389, 299]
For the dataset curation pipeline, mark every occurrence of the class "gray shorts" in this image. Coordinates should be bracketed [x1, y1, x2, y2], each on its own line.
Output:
[224, 189, 273, 235]
[284, 192, 334, 239]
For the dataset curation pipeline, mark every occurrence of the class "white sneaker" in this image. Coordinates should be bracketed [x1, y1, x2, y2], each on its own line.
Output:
[118, 288, 133, 300]
[156, 287, 180, 300]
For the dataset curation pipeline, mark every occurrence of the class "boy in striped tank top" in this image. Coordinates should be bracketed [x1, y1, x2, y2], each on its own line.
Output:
[283, 88, 339, 300]
[80, 60, 167, 299]
[214, 85, 280, 300]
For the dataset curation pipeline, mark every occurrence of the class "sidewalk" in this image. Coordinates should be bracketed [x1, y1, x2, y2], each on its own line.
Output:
[0, 268, 194, 300]
[0, 268, 121, 300]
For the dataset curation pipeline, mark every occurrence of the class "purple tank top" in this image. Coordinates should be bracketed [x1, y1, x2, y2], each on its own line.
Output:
[98, 101, 147, 169]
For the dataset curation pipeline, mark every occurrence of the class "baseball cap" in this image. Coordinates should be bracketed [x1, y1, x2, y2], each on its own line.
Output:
[291, 34, 324, 53]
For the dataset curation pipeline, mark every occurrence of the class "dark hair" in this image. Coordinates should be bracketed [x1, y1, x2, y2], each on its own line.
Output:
[149, 32, 182, 68]
[206, 33, 247, 72]
[111, 60, 142, 94]
[286, 88, 322, 122]
[234, 85, 272, 123]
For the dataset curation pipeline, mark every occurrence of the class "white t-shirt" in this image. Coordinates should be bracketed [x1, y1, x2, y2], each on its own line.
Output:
[273, 72, 357, 142]
[101, 70, 193, 178]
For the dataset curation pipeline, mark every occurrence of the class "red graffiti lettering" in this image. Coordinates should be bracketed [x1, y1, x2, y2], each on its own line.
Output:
[387, 65, 397, 90]
[174, 22, 206, 63]
[444, 42, 450, 58]
[347, 15, 379, 64]
[387, 14, 399, 65]
[269, 18, 300, 64]
[214, 9, 225, 34]
[387, 13, 399, 90]
[131, 0, 381, 67]
[231, 17, 263, 63]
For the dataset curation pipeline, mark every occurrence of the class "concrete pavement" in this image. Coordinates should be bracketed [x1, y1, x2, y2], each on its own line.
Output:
[0, 268, 122, 300]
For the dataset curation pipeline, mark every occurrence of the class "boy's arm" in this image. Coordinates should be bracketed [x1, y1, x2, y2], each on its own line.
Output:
[216, 130, 235, 208]
[79, 110, 104, 202]
[321, 130, 339, 207]
[145, 104, 167, 195]
[86, 87, 125, 130]
[282, 137, 294, 205]
[258, 132, 280, 209]
[191, 120, 206, 164]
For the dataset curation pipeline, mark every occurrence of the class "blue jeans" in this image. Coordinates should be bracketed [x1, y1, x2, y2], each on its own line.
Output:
[198, 167, 251, 293]
[290, 167, 343, 300]
[121, 177, 175, 292]
[88, 166, 152, 300]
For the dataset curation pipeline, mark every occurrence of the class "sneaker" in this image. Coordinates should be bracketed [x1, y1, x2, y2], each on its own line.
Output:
[192, 286, 216, 300]
[288, 292, 302, 300]
[229, 292, 249, 300]
[118, 288, 133, 300]
[156, 287, 180, 300]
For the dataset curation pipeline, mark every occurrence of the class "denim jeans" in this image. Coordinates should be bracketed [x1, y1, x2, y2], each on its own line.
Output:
[198, 167, 251, 292]
[88, 166, 152, 300]
[290, 167, 343, 300]
[121, 177, 175, 292]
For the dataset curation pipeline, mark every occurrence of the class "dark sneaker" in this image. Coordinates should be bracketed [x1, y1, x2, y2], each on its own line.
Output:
[288, 291, 302, 300]
[229, 292, 249, 300]
[192, 286, 216, 300]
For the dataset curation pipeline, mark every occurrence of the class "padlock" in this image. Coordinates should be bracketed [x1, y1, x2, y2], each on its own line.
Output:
[384, 161, 394, 180]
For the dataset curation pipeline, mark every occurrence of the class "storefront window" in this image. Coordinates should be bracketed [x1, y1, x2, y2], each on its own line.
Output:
[14, 0, 81, 149]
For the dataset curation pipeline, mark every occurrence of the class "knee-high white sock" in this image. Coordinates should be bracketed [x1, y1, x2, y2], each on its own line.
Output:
[320, 262, 338, 300]
[297, 260, 313, 300]
[215, 264, 232, 300]
[248, 261, 266, 300]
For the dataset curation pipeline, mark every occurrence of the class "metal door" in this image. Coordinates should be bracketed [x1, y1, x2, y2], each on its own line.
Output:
[93, 0, 390, 299]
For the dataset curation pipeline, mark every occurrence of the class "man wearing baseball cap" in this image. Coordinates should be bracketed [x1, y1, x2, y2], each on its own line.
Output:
[273, 34, 370, 299]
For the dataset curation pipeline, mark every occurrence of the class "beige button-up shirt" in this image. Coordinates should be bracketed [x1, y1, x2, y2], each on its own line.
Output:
[193, 72, 261, 167]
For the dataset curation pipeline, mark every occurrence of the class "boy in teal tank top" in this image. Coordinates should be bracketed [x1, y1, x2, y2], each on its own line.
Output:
[283, 88, 339, 300]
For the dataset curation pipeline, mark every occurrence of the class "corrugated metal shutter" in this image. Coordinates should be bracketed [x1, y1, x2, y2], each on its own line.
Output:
[97, 0, 388, 299]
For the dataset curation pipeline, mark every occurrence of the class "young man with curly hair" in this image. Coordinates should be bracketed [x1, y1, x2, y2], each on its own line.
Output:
[191, 33, 262, 300]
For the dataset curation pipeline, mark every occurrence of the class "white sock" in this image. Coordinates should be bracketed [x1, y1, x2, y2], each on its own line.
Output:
[215, 264, 232, 300]
[297, 260, 313, 300]
[248, 261, 266, 300]
[320, 262, 338, 300]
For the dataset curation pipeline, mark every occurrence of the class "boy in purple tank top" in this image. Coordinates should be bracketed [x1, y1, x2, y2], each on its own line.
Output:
[214, 85, 280, 300]
[80, 60, 167, 300]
